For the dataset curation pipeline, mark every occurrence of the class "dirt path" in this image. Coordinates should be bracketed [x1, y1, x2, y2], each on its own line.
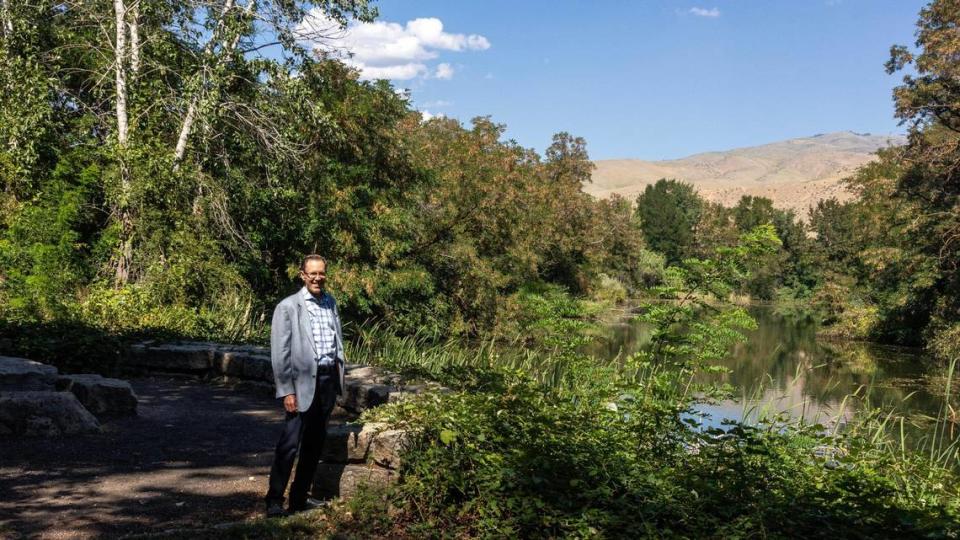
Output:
[0, 376, 347, 539]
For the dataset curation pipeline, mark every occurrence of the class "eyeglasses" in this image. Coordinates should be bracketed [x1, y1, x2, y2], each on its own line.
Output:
[302, 272, 326, 280]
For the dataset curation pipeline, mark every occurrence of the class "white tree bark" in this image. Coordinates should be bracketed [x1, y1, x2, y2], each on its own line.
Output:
[128, 2, 140, 75]
[113, 0, 133, 285]
[173, 0, 254, 167]
[113, 0, 129, 146]
[1, 0, 12, 38]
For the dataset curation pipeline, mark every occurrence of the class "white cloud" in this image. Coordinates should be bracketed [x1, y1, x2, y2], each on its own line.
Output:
[434, 63, 454, 80]
[299, 13, 490, 81]
[364, 63, 428, 80]
[689, 7, 720, 17]
[422, 99, 452, 108]
[420, 110, 445, 121]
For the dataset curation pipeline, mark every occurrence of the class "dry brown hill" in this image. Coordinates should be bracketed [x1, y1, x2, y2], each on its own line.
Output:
[586, 131, 904, 216]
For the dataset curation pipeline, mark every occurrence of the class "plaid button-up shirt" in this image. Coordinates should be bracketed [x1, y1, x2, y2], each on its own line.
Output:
[300, 287, 338, 366]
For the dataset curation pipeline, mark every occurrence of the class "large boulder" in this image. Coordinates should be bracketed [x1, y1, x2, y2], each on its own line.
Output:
[0, 391, 101, 436]
[213, 350, 273, 382]
[312, 463, 398, 500]
[337, 381, 392, 414]
[56, 374, 138, 418]
[367, 427, 409, 470]
[323, 423, 368, 463]
[0, 356, 58, 391]
[323, 422, 410, 469]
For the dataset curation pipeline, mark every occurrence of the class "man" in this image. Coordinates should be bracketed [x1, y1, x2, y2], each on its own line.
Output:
[264, 254, 346, 517]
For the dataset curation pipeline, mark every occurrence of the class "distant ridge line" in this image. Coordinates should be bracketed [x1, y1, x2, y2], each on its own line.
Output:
[586, 131, 905, 217]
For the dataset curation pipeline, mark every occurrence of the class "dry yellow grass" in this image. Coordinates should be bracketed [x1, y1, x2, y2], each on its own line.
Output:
[586, 131, 904, 217]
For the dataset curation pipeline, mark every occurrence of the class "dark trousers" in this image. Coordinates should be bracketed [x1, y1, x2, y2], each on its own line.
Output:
[265, 369, 338, 507]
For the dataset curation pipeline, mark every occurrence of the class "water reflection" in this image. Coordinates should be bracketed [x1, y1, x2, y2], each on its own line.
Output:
[587, 306, 955, 439]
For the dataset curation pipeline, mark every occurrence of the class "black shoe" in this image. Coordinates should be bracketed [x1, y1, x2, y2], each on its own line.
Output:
[265, 500, 286, 518]
[288, 496, 328, 513]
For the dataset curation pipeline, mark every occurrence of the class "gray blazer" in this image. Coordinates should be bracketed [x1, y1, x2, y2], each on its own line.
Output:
[270, 288, 346, 412]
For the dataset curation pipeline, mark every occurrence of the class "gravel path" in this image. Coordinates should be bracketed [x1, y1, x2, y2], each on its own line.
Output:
[0, 376, 347, 539]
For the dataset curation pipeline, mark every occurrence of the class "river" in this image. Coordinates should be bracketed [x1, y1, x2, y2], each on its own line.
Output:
[586, 305, 958, 443]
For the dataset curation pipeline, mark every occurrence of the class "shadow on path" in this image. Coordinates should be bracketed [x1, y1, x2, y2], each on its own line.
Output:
[0, 376, 345, 539]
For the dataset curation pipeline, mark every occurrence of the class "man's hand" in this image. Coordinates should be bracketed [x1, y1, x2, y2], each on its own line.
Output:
[283, 394, 297, 413]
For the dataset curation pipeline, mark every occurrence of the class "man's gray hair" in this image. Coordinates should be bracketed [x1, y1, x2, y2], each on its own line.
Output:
[299, 254, 327, 271]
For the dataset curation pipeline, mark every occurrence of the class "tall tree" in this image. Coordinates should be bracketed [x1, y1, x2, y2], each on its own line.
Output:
[882, 0, 960, 348]
[732, 195, 776, 232]
[540, 132, 597, 292]
[635, 179, 703, 264]
[0, 0, 377, 286]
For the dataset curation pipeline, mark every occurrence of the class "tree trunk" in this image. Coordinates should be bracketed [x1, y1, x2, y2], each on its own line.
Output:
[1, 0, 12, 38]
[128, 3, 140, 75]
[172, 98, 198, 167]
[113, 0, 128, 146]
[114, 170, 134, 286]
[114, 0, 132, 285]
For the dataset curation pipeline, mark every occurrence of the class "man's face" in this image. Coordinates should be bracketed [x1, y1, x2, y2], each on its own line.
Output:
[300, 259, 327, 296]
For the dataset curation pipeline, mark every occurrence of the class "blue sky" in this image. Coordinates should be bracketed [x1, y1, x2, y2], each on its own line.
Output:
[305, 1, 927, 160]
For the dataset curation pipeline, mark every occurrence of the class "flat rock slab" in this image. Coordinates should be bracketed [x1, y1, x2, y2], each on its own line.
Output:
[57, 374, 138, 418]
[343, 365, 402, 386]
[0, 391, 101, 436]
[366, 427, 410, 470]
[0, 355, 58, 391]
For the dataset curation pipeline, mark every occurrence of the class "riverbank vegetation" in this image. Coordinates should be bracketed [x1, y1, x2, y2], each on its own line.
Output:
[199, 227, 960, 539]
[2, 0, 960, 537]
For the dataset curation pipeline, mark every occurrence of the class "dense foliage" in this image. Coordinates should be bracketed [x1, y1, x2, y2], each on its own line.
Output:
[209, 227, 960, 539]
[2, 2, 960, 538]
[636, 180, 816, 303]
[3, 0, 955, 361]
[634, 178, 702, 265]
[0, 1, 651, 347]
[797, 0, 960, 358]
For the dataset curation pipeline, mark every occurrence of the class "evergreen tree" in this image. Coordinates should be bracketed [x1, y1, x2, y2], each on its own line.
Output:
[635, 179, 703, 264]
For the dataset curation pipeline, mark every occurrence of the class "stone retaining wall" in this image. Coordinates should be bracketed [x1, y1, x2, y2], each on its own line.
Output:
[126, 341, 433, 415]
[4, 342, 427, 501]
[126, 341, 429, 499]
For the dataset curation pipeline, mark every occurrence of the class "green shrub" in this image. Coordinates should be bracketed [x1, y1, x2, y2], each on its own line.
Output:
[773, 285, 819, 320]
[930, 323, 960, 363]
[633, 248, 667, 290]
[360, 364, 960, 538]
[342, 226, 960, 537]
[509, 283, 598, 353]
[0, 281, 267, 374]
[0, 158, 100, 321]
[75, 284, 267, 344]
[590, 273, 628, 306]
